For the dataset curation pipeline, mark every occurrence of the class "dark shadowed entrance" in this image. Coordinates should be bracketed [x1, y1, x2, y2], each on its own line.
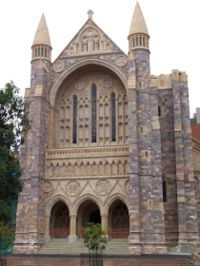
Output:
[77, 200, 101, 237]
[50, 201, 69, 238]
[108, 199, 129, 238]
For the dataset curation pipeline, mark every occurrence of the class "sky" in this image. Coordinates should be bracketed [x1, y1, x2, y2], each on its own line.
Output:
[0, 0, 199, 116]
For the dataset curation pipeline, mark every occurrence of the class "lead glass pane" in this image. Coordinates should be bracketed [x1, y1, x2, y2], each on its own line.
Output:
[91, 84, 97, 143]
[72, 95, 77, 143]
[111, 92, 116, 141]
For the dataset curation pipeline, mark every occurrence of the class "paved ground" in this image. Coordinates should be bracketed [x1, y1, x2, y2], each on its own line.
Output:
[5, 254, 197, 266]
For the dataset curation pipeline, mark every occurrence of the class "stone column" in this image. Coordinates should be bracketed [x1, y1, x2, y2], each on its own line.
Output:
[101, 215, 108, 236]
[68, 215, 77, 243]
[44, 215, 50, 243]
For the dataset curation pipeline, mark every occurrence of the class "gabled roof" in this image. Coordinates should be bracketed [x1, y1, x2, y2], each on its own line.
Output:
[191, 124, 200, 141]
[54, 16, 126, 62]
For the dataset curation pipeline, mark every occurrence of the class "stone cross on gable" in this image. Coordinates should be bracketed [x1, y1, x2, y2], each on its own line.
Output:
[87, 10, 94, 19]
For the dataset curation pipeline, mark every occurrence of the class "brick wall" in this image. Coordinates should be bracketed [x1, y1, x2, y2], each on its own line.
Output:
[5, 255, 192, 266]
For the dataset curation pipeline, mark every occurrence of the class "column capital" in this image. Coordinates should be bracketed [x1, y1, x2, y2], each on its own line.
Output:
[70, 214, 77, 217]
[101, 214, 108, 218]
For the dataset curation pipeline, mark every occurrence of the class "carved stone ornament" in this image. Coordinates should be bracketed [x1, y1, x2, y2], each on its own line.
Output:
[103, 78, 113, 88]
[125, 180, 133, 195]
[96, 180, 111, 196]
[74, 79, 86, 90]
[115, 56, 128, 67]
[53, 60, 64, 73]
[66, 181, 81, 196]
[43, 181, 53, 195]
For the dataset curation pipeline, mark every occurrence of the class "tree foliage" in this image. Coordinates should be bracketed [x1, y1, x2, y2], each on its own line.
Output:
[0, 82, 29, 225]
[0, 221, 14, 248]
[83, 223, 107, 254]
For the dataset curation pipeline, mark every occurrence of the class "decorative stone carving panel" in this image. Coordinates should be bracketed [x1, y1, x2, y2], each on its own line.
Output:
[96, 180, 111, 196]
[65, 181, 81, 196]
[115, 56, 128, 67]
[62, 23, 119, 56]
[53, 60, 64, 73]
[43, 180, 53, 196]
[46, 158, 128, 179]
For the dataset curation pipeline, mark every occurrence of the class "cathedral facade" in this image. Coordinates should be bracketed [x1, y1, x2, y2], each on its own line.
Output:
[14, 3, 200, 255]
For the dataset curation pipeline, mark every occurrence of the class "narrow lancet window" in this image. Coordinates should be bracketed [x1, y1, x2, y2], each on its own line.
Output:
[136, 36, 139, 46]
[82, 42, 88, 52]
[111, 92, 116, 141]
[162, 180, 167, 202]
[72, 95, 77, 144]
[133, 38, 135, 47]
[93, 41, 100, 50]
[91, 84, 97, 143]
[158, 106, 161, 117]
[139, 36, 142, 46]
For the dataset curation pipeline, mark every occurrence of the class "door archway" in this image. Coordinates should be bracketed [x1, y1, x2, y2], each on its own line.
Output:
[50, 201, 70, 238]
[108, 199, 129, 238]
[77, 199, 101, 237]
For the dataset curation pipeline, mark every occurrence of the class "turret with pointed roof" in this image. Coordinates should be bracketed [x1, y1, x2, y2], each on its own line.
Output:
[32, 14, 52, 61]
[128, 1, 149, 51]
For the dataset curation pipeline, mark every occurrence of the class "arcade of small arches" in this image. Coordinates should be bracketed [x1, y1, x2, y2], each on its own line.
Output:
[47, 198, 130, 241]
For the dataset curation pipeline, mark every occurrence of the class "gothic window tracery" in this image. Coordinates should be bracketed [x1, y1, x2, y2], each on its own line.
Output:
[79, 28, 102, 53]
[55, 71, 128, 148]
[82, 42, 88, 52]
[93, 40, 100, 51]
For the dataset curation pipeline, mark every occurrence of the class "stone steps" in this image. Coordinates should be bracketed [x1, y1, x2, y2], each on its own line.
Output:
[38, 238, 129, 255]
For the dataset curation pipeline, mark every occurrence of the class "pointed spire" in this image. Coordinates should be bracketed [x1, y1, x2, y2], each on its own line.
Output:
[129, 2, 149, 36]
[33, 14, 51, 47]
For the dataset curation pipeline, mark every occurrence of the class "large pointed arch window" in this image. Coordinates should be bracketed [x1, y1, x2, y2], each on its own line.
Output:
[72, 95, 77, 144]
[111, 92, 116, 141]
[91, 84, 97, 143]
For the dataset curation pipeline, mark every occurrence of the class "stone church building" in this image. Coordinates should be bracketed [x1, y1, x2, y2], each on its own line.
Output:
[14, 2, 200, 255]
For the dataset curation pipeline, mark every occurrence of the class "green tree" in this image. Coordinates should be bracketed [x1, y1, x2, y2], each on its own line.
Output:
[83, 223, 107, 254]
[0, 81, 29, 225]
[0, 222, 14, 249]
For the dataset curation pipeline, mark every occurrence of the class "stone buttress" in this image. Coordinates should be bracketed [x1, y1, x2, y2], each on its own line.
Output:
[171, 70, 199, 245]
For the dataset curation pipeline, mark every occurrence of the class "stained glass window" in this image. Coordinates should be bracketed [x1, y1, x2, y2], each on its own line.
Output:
[111, 92, 116, 141]
[72, 95, 77, 144]
[91, 84, 97, 143]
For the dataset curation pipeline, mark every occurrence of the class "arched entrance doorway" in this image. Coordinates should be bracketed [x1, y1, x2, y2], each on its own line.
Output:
[108, 199, 129, 238]
[50, 201, 70, 238]
[77, 200, 101, 237]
